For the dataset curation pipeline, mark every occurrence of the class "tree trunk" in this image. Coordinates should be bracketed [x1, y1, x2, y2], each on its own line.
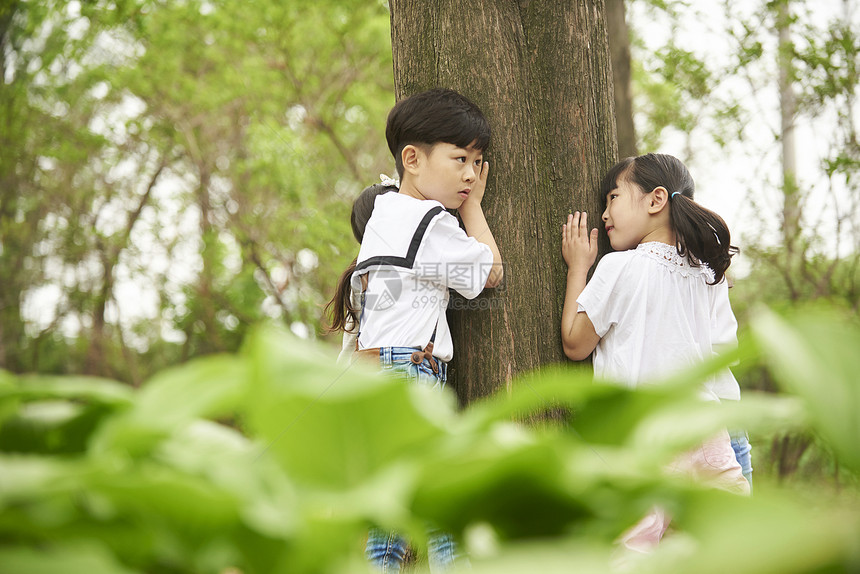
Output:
[196, 165, 225, 355]
[390, 0, 617, 404]
[606, 0, 637, 157]
[84, 256, 113, 376]
[776, 1, 800, 250]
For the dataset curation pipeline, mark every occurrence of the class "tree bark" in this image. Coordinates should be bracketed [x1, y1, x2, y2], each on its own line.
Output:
[606, 0, 637, 157]
[390, 0, 617, 404]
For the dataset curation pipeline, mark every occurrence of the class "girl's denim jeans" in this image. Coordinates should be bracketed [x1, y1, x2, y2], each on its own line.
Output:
[730, 430, 753, 492]
[365, 347, 457, 572]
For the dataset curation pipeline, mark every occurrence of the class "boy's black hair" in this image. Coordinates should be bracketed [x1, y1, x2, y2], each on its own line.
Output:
[600, 153, 739, 285]
[386, 88, 491, 179]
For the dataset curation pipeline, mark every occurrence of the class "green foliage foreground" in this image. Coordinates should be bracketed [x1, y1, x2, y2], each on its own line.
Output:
[0, 306, 858, 573]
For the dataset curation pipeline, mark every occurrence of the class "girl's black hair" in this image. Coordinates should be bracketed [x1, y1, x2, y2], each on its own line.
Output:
[386, 88, 491, 179]
[601, 153, 739, 284]
[325, 183, 398, 333]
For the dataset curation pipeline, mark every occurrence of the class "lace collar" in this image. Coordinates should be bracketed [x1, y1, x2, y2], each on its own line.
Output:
[634, 242, 711, 279]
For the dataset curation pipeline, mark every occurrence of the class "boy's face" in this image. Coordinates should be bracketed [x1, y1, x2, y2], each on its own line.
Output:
[409, 142, 484, 209]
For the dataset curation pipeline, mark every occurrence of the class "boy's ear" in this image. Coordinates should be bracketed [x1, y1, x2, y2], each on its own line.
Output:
[649, 186, 670, 214]
[401, 145, 421, 174]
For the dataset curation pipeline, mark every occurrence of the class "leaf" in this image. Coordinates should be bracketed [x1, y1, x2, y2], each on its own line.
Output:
[7, 374, 134, 406]
[0, 542, 140, 574]
[0, 455, 86, 501]
[243, 325, 454, 490]
[630, 392, 806, 457]
[155, 420, 297, 539]
[91, 355, 249, 456]
[91, 462, 242, 537]
[0, 401, 116, 454]
[411, 434, 597, 540]
[467, 539, 612, 574]
[750, 306, 860, 472]
[644, 489, 860, 574]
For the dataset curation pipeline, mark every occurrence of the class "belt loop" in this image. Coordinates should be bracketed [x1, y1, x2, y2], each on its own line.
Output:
[382, 346, 392, 366]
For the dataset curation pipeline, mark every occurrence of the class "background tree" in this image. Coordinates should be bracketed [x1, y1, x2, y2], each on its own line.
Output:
[389, 0, 618, 403]
[722, 0, 859, 482]
[1, 0, 395, 383]
[725, 0, 859, 311]
[619, 0, 858, 292]
[606, 0, 638, 157]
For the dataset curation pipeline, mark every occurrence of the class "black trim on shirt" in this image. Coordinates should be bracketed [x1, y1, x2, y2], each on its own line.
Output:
[354, 206, 445, 272]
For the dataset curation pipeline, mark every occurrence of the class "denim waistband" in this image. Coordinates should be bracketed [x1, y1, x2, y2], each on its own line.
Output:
[378, 346, 448, 380]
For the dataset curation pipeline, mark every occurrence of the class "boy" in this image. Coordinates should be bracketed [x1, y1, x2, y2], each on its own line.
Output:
[353, 88, 503, 376]
[352, 88, 503, 571]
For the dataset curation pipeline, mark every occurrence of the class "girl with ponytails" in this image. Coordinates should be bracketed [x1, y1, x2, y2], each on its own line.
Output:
[560, 153, 750, 554]
[326, 182, 397, 364]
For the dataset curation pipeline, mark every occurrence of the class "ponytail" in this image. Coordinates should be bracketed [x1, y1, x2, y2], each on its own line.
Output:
[324, 257, 359, 334]
[611, 153, 738, 285]
[669, 195, 738, 284]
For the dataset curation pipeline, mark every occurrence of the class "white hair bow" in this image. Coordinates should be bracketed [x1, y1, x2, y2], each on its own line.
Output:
[379, 173, 400, 188]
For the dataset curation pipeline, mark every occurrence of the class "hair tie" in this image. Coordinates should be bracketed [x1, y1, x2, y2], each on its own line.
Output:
[379, 173, 400, 189]
[671, 192, 681, 199]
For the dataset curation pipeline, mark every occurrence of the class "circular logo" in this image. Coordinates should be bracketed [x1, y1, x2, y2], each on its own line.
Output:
[363, 275, 402, 311]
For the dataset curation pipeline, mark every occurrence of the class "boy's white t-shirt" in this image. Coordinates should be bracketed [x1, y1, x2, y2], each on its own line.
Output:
[576, 242, 741, 402]
[351, 192, 493, 362]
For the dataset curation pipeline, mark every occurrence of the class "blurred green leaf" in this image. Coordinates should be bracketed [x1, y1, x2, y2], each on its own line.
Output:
[0, 400, 115, 454]
[91, 355, 249, 456]
[243, 325, 455, 490]
[0, 307, 857, 573]
[92, 462, 242, 536]
[5, 375, 134, 406]
[646, 490, 860, 574]
[751, 306, 860, 472]
[0, 542, 139, 574]
[0, 373, 134, 454]
[466, 539, 613, 574]
[0, 455, 87, 501]
[412, 432, 598, 539]
[155, 420, 297, 539]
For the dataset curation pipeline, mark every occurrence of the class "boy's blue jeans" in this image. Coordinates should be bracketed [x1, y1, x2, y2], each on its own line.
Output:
[365, 347, 457, 572]
[366, 528, 457, 573]
[377, 346, 448, 389]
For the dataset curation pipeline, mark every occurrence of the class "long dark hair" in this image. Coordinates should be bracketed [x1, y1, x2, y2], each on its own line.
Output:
[601, 153, 738, 284]
[325, 183, 397, 333]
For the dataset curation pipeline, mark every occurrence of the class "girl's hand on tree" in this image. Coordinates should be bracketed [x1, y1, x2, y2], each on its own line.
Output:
[460, 161, 489, 211]
[562, 211, 598, 272]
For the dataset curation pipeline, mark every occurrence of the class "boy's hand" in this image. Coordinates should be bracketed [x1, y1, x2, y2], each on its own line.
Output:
[562, 211, 598, 272]
[460, 161, 489, 211]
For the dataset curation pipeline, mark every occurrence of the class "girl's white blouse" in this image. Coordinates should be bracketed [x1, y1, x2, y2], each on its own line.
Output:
[577, 242, 741, 401]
